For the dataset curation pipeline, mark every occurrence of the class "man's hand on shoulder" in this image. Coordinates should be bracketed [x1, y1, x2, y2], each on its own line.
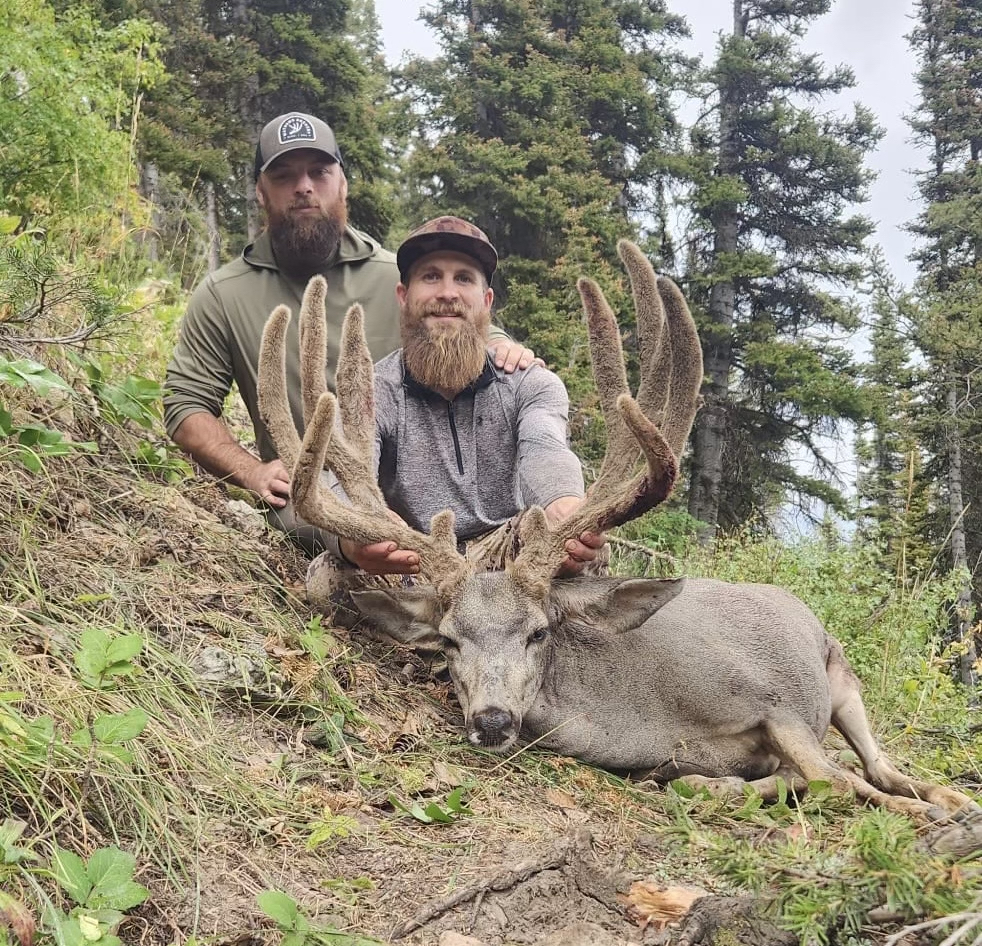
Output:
[490, 340, 545, 373]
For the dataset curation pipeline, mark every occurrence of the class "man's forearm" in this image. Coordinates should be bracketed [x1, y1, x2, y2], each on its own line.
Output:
[171, 411, 262, 487]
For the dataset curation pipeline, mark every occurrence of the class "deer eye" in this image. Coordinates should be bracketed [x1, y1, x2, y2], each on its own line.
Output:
[527, 627, 548, 645]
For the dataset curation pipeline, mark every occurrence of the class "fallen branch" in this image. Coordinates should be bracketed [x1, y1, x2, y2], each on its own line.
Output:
[387, 835, 575, 939]
[607, 535, 677, 568]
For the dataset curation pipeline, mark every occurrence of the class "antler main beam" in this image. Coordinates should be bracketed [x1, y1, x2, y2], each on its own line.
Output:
[511, 241, 702, 593]
[258, 277, 472, 599]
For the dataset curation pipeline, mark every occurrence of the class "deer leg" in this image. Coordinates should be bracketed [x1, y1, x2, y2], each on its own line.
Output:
[826, 650, 979, 817]
[679, 769, 809, 802]
[763, 715, 951, 822]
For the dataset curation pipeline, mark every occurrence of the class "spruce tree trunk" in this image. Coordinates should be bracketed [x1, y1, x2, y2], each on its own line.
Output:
[205, 181, 221, 273]
[946, 379, 979, 692]
[687, 0, 746, 540]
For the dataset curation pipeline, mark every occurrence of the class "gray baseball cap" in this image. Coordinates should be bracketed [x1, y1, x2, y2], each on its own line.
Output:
[254, 112, 344, 179]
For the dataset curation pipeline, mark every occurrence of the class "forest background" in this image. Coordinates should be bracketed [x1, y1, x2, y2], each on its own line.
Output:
[3, 0, 982, 941]
[5, 0, 981, 676]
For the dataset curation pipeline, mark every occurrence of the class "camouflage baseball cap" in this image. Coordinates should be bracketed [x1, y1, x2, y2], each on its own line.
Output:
[397, 216, 498, 283]
[254, 112, 343, 179]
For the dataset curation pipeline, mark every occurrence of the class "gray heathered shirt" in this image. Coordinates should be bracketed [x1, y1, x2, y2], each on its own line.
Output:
[325, 352, 585, 556]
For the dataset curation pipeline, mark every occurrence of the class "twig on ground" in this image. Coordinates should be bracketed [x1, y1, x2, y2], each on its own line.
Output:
[883, 912, 982, 946]
[387, 835, 576, 939]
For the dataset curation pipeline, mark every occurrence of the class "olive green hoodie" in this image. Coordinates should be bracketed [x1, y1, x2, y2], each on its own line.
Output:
[166, 226, 403, 462]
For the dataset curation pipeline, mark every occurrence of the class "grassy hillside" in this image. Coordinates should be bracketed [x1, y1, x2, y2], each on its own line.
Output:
[1, 309, 981, 946]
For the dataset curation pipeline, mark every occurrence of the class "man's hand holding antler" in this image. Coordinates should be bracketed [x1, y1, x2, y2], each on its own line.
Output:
[544, 496, 607, 577]
[338, 510, 422, 575]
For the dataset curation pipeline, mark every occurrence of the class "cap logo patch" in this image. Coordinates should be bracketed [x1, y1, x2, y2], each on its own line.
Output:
[278, 116, 316, 145]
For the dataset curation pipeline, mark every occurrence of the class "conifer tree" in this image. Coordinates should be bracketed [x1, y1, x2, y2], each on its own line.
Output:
[682, 0, 880, 538]
[907, 0, 982, 687]
[854, 273, 934, 580]
[397, 0, 687, 413]
[93, 0, 395, 267]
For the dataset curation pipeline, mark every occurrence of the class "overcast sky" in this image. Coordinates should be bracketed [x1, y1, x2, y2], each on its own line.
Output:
[374, 0, 924, 285]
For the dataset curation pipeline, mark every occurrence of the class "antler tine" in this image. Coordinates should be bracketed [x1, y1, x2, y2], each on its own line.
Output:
[577, 275, 637, 487]
[618, 240, 671, 426]
[335, 304, 376, 464]
[284, 285, 473, 600]
[298, 276, 329, 428]
[512, 242, 701, 591]
[258, 304, 303, 472]
[656, 276, 703, 457]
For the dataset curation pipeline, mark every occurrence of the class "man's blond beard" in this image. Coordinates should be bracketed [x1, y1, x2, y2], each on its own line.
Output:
[402, 299, 491, 395]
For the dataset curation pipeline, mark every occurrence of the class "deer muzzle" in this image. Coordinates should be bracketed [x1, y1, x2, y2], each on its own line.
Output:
[468, 707, 519, 751]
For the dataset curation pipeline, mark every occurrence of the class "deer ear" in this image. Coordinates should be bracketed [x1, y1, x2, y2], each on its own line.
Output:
[549, 577, 685, 634]
[349, 587, 444, 647]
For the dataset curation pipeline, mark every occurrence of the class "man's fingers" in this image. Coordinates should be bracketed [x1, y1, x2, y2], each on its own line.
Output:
[579, 531, 607, 550]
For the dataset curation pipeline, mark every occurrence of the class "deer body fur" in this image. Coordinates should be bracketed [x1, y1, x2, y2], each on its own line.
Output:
[354, 572, 977, 821]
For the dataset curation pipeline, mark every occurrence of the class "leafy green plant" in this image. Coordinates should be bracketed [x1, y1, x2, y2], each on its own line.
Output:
[73, 356, 162, 431]
[74, 629, 143, 691]
[71, 630, 148, 764]
[0, 357, 97, 471]
[47, 846, 149, 946]
[388, 785, 473, 825]
[0, 820, 39, 868]
[306, 812, 359, 852]
[257, 890, 383, 946]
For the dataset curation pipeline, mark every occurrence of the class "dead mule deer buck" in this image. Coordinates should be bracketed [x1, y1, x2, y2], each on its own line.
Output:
[258, 244, 978, 823]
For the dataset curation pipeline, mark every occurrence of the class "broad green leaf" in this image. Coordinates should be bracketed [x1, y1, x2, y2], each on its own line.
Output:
[0, 358, 73, 396]
[105, 635, 143, 665]
[92, 708, 148, 744]
[443, 786, 472, 815]
[75, 629, 111, 679]
[0, 818, 37, 864]
[51, 847, 92, 905]
[257, 890, 300, 927]
[86, 847, 148, 910]
[12, 446, 42, 473]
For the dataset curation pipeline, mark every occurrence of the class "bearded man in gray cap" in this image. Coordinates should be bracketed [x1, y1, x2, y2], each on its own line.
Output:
[306, 215, 606, 593]
[164, 112, 537, 555]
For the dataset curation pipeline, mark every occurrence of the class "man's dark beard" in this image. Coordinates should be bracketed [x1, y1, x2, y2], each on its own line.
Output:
[402, 299, 491, 397]
[268, 201, 347, 279]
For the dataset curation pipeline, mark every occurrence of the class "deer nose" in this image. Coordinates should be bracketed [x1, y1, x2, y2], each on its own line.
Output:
[472, 707, 514, 740]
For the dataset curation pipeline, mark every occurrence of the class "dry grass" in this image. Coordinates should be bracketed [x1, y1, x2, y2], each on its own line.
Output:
[0, 444, 695, 944]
